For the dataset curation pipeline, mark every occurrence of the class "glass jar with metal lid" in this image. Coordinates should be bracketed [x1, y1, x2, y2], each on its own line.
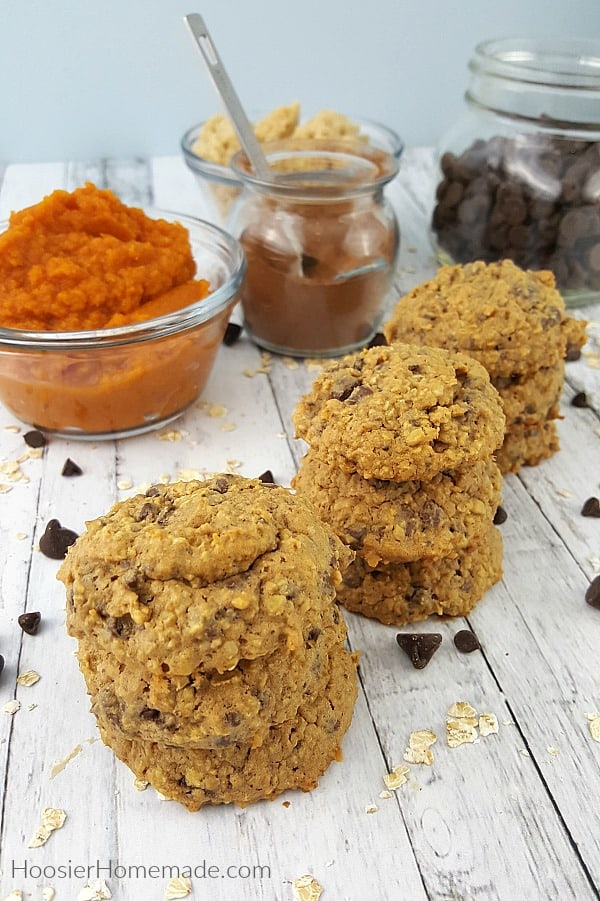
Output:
[431, 37, 600, 308]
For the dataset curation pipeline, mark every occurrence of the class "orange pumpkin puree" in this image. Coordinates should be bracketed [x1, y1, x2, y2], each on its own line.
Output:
[0, 184, 226, 434]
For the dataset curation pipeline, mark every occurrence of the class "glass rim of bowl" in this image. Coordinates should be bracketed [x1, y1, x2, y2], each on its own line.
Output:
[181, 115, 405, 188]
[0, 209, 246, 351]
[229, 138, 400, 198]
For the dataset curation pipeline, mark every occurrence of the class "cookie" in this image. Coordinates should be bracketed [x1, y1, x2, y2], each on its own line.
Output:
[492, 363, 563, 427]
[94, 643, 359, 810]
[292, 450, 502, 566]
[293, 343, 505, 482]
[60, 475, 352, 675]
[336, 525, 503, 626]
[495, 420, 560, 474]
[77, 603, 346, 750]
[384, 260, 571, 378]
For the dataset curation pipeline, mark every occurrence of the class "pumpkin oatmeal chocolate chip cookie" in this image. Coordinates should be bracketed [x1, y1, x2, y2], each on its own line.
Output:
[58, 474, 358, 805]
[293, 343, 505, 482]
[59, 474, 352, 675]
[384, 259, 583, 378]
[94, 643, 358, 810]
[494, 419, 560, 474]
[78, 602, 346, 751]
[336, 524, 503, 626]
[292, 450, 503, 566]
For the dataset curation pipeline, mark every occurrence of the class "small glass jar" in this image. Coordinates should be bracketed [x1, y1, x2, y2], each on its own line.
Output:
[431, 37, 600, 308]
[228, 138, 401, 356]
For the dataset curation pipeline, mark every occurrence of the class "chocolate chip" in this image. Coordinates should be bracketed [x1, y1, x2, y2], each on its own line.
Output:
[585, 575, 600, 609]
[565, 347, 582, 362]
[139, 707, 161, 721]
[39, 519, 79, 560]
[61, 458, 83, 476]
[258, 470, 275, 484]
[212, 478, 230, 494]
[396, 632, 442, 669]
[222, 322, 242, 346]
[0, 654, 4, 680]
[571, 391, 589, 407]
[135, 502, 158, 522]
[367, 332, 387, 348]
[24, 429, 47, 448]
[493, 506, 508, 525]
[582, 497, 600, 517]
[224, 711, 242, 726]
[18, 611, 41, 635]
[454, 629, 481, 653]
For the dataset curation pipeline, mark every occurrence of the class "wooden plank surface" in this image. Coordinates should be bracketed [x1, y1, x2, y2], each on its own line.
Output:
[0, 151, 599, 901]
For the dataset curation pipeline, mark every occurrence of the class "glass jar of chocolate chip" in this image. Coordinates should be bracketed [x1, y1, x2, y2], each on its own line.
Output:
[432, 37, 600, 308]
[228, 137, 401, 356]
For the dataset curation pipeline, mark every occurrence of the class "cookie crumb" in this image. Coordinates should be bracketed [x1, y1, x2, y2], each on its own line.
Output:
[292, 875, 323, 901]
[18, 611, 41, 634]
[396, 632, 442, 669]
[164, 876, 192, 899]
[383, 764, 410, 789]
[28, 807, 67, 847]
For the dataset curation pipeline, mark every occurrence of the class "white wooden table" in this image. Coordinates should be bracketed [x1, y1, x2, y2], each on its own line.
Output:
[0, 149, 599, 901]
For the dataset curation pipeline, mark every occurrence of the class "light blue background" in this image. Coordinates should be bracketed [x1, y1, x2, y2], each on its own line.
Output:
[2, 0, 600, 162]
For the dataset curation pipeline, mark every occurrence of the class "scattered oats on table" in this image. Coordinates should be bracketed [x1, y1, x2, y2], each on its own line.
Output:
[16, 669, 40, 686]
[134, 777, 149, 791]
[587, 712, 600, 742]
[4, 890, 23, 901]
[164, 876, 192, 899]
[292, 875, 323, 901]
[383, 764, 410, 790]
[403, 730, 437, 765]
[42, 889, 56, 901]
[157, 429, 185, 441]
[365, 803, 378, 814]
[478, 713, 499, 736]
[28, 807, 67, 848]
[77, 879, 112, 901]
[3, 700, 21, 715]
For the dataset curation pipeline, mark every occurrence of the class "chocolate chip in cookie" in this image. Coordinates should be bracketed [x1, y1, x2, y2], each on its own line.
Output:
[396, 632, 442, 669]
[39, 519, 79, 560]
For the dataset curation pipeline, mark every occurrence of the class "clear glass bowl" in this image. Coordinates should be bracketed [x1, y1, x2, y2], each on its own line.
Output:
[227, 138, 401, 357]
[181, 116, 404, 222]
[0, 211, 245, 439]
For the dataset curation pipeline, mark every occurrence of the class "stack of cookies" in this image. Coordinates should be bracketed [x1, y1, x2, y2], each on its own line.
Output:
[292, 342, 506, 626]
[59, 474, 358, 810]
[384, 260, 587, 473]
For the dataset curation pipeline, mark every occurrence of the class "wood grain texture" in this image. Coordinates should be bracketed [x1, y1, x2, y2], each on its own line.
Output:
[0, 152, 599, 901]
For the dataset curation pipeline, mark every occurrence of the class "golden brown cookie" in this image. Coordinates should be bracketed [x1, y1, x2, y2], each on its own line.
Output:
[293, 343, 505, 482]
[492, 363, 563, 427]
[94, 643, 359, 810]
[78, 603, 346, 750]
[60, 475, 352, 675]
[336, 525, 503, 626]
[495, 420, 560, 474]
[384, 260, 572, 378]
[292, 450, 502, 566]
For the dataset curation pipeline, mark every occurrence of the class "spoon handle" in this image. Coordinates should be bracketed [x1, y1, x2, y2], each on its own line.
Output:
[184, 13, 272, 181]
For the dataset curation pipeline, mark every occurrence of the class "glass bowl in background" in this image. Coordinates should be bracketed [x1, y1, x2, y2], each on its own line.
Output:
[0, 212, 245, 439]
[181, 116, 404, 222]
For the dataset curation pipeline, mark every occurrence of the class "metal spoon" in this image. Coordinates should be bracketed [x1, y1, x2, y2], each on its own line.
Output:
[184, 13, 272, 181]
